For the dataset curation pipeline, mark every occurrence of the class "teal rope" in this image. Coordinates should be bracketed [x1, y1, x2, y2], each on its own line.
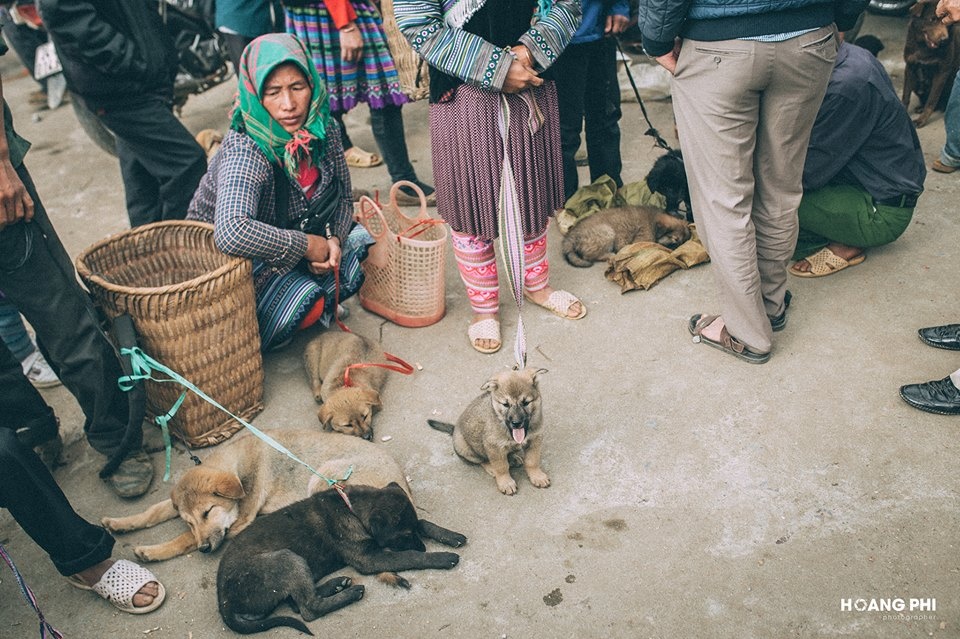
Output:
[117, 346, 352, 488]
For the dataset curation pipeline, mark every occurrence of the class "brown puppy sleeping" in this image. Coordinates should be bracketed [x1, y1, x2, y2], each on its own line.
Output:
[304, 330, 389, 440]
[101, 428, 410, 562]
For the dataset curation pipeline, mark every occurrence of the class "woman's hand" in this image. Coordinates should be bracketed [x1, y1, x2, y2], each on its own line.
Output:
[307, 236, 340, 275]
[502, 52, 542, 94]
[340, 24, 363, 63]
[305, 233, 330, 264]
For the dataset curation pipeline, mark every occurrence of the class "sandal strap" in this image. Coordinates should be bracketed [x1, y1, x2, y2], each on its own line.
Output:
[805, 247, 849, 274]
[468, 318, 501, 341]
[91, 559, 158, 609]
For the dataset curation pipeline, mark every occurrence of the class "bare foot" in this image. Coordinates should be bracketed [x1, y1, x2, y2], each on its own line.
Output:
[792, 243, 863, 274]
[697, 315, 725, 343]
[525, 286, 585, 319]
[470, 313, 500, 352]
[72, 559, 159, 609]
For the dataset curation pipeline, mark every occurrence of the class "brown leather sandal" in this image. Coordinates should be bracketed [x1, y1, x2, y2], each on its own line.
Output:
[688, 314, 770, 364]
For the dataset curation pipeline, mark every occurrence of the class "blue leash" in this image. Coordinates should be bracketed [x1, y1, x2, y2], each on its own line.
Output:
[117, 347, 353, 492]
[0, 544, 63, 638]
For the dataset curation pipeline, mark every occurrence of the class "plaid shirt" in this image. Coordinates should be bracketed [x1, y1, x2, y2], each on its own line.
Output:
[187, 122, 353, 279]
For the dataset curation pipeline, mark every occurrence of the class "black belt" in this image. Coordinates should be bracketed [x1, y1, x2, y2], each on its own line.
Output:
[875, 193, 919, 208]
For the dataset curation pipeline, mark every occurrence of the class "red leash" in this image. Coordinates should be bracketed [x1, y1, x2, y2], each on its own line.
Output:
[331, 252, 414, 388]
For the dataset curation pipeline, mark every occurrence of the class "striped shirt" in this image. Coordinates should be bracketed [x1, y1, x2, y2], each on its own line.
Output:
[187, 123, 353, 281]
[394, 0, 581, 92]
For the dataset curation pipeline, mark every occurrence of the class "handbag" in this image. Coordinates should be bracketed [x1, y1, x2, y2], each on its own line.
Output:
[273, 163, 343, 236]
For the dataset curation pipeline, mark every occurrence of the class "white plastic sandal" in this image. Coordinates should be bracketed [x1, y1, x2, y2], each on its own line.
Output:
[468, 318, 501, 354]
[67, 559, 166, 614]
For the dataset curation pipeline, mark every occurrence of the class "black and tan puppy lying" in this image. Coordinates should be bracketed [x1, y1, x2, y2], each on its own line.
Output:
[429, 367, 550, 495]
[217, 483, 465, 635]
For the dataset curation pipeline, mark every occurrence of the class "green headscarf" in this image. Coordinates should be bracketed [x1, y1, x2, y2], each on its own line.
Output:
[231, 33, 331, 180]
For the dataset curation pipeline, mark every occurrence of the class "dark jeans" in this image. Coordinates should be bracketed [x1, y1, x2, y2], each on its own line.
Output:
[91, 94, 207, 227]
[552, 37, 623, 201]
[334, 104, 422, 186]
[0, 166, 140, 475]
[0, 429, 114, 577]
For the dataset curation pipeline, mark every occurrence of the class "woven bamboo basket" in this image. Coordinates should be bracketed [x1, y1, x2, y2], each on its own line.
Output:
[75, 221, 263, 448]
[380, 0, 429, 101]
[357, 182, 446, 327]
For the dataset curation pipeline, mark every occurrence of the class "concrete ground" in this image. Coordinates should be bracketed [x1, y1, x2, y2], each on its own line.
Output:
[0, 13, 957, 639]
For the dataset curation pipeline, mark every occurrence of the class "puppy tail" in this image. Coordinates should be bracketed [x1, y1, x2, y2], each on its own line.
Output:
[561, 235, 593, 268]
[221, 605, 313, 636]
[427, 419, 455, 435]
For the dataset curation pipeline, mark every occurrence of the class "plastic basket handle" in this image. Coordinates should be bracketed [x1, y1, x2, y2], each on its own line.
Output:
[355, 195, 391, 242]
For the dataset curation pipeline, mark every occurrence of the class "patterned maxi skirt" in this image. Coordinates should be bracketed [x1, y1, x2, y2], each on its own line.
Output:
[285, 2, 409, 114]
[253, 226, 373, 350]
[429, 82, 564, 241]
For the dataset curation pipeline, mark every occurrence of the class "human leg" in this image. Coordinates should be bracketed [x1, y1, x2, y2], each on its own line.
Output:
[551, 43, 589, 201]
[791, 184, 913, 273]
[370, 104, 434, 196]
[938, 70, 960, 170]
[671, 38, 770, 354]
[451, 230, 501, 353]
[752, 28, 836, 329]
[521, 228, 585, 319]
[0, 168, 146, 487]
[96, 96, 207, 226]
[583, 37, 623, 189]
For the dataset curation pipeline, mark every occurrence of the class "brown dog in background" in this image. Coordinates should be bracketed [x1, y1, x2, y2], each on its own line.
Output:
[903, 0, 960, 127]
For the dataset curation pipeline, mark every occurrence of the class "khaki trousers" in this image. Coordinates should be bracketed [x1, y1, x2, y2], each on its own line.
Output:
[672, 26, 838, 353]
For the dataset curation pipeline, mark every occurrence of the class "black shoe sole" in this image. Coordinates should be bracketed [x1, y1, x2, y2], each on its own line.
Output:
[918, 334, 960, 351]
[898, 389, 960, 415]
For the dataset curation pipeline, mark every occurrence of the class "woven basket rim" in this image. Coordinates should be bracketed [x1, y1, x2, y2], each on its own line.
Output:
[75, 220, 248, 296]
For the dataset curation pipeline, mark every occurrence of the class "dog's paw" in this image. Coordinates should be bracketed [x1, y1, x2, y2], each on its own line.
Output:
[426, 551, 460, 569]
[101, 516, 130, 533]
[496, 477, 518, 495]
[914, 114, 930, 128]
[133, 545, 162, 563]
[527, 469, 551, 488]
[316, 576, 353, 597]
[377, 572, 412, 589]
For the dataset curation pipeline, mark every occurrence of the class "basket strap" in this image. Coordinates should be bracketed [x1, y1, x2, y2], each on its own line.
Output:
[400, 218, 446, 240]
[117, 347, 354, 495]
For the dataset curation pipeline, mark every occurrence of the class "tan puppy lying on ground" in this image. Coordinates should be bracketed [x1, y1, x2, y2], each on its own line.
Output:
[429, 368, 549, 495]
[101, 428, 410, 562]
[304, 331, 389, 440]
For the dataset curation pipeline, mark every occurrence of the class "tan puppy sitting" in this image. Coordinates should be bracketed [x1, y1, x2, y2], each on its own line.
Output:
[304, 330, 388, 440]
[429, 367, 549, 495]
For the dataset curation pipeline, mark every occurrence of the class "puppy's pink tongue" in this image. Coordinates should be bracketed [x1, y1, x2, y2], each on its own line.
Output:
[512, 428, 525, 444]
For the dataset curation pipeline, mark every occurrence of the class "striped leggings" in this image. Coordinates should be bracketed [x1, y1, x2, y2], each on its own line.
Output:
[450, 229, 549, 314]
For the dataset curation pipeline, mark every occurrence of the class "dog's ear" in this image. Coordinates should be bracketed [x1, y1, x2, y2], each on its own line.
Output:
[212, 473, 245, 500]
[910, 0, 926, 16]
[527, 367, 548, 383]
[481, 378, 499, 393]
[361, 388, 382, 411]
[317, 404, 334, 430]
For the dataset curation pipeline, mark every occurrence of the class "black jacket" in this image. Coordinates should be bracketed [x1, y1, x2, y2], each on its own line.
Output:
[39, 0, 178, 104]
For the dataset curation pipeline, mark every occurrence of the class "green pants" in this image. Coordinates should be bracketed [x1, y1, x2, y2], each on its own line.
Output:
[794, 184, 915, 260]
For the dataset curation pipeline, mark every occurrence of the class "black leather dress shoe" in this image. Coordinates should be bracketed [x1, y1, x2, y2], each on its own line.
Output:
[918, 324, 960, 351]
[899, 376, 960, 415]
